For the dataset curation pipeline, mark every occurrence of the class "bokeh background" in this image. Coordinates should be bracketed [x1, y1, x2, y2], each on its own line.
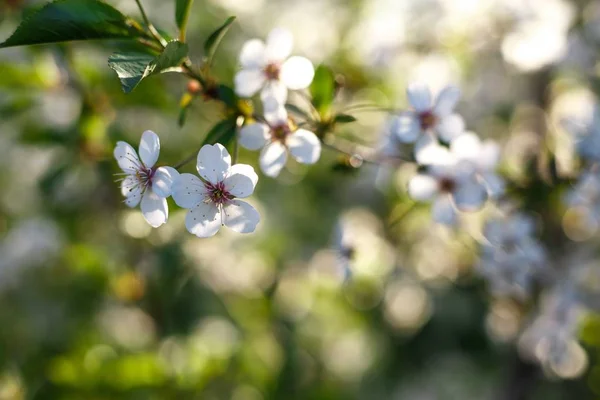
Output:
[1, 0, 600, 398]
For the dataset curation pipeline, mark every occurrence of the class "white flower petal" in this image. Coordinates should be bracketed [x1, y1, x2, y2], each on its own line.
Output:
[139, 130, 160, 168]
[280, 56, 314, 90]
[434, 85, 461, 117]
[141, 190, 168, 228]
[391, 112, 421, 143]
[287, 129, 321, 164]
[239, 123, 269, 151]
[260, 141, 288, 177]
[264, 104, 288, 127]
[239, 39, 266, 69]
[152, 166, 179, 198]
[479, 141, 501, 171]
[436, 114, 465, 142]
[121, 176, 142, 208]
[261, 80, 287, 105]
[407, 82, 432, 112]
[450, 132, 481, 162]
[197, 143, 231, 184]
[432, 195, 458, 225]
[415, 133, 454, 166]
[223, 164, 258, 198]
[185, 202, 221, 238]
[452, 180, 488, 212]
[223, 200, 260, 233]
[234, 69, 266, 98]
[265, 27, 293, 62]
[408, 174, 439, 201]
[481, 171, 505, 198]
[114, 141, 141, 174]
[171, 173, 208, 209]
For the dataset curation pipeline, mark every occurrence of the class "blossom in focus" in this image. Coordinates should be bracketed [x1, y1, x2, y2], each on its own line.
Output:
[477, 213, 547, 300]
[239, 106, 321, 177]
[234, 27, 315, 104]
[171, 144, 260, 238]
[114, 131, 179, 228]
[407, 148, 488, 225]
[450, 132, 505, 198]
[390, 82, 465, 150]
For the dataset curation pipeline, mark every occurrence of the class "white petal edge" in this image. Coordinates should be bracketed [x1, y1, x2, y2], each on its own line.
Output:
[171, 173, 208, 209]
[436, 114, 465, 142]
[261, 80, 288, 105]
[287, 129, 321, 164]
[223, 200, 260, 233]
[414, 133, 454, 166]
[114, 141, 141, 174]
[185, 202, 222, 238]
[260, 141, 288, 177]
[408, 174, 439, 201]
[280, 56, 315, 90]
[434, 85, 461, 117]
[239, 39, 266, 69]
[452, 179, 488, 212]
[152, 166, 179, 198]
[234, 69, 266, 98]
[141, 190, 169, 228]
[265, 27, 294, 62]
[223, 164, 258, 198]
[407, 82, 432, 113]
[239, 123, 270, 151]
[197, 143, 231, 184]
[432, 195, 458, 226]
[139, 130, 160, 168]
[391, 112, 421, 143]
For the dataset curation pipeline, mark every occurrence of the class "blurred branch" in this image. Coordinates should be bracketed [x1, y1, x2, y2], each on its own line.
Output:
[134, 0, 167, 47]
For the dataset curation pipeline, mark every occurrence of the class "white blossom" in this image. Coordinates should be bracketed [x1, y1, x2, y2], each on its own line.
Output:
[565, 168, 600, 226]
[390, 82, 465, 151]
[450, 132, 505, 198]
[114, 131, 179, 228]
[407, 147, 488, 225]
[234, 27, 315, 105]
[171, 144, 260, 238]
[477, 213, 547, 300]
[239, 106, 321, 177]
[562, 108, 600, 162]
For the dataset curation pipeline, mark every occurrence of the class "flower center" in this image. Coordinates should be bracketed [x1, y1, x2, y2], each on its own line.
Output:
[205, 181, 234, 205]
[439, 177, 456, 193]
[264, 63, 281, 80]
[135, 167, 155, 190]
[272, 124, 291, 142]
[419, 110, 438, 130]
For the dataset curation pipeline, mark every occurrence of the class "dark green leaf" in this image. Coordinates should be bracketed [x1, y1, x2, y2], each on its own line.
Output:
[175, 0, 194, 29]
[285, 104, 312, 121]
[108, 41, 189, 93]
[310, 64, 335, 115]
[334, 114, 356, 124]
[0, 0, 142, 48]
[217, 84, 237, 108]
[202, 118, 237, 147]
[204, 16, 236, 63]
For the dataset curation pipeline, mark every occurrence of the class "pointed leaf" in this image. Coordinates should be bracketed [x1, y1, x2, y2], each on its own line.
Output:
[176, 0, 194, 29]
[310, 64, 335, 114]
[0, 0, 142, 48]
[334, 114, 356, 124]
[108, 40, 189, 93]
[202, 117, 237, 146]
[204, 16, 236, 63]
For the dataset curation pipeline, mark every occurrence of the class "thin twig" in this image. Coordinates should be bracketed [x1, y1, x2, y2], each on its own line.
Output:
[134, 0, 167, 47]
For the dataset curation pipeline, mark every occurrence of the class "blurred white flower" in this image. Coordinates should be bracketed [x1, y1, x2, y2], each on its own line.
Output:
[114, 131, 179, 228]
[408, 148, 488, 225]
[562, 108, 600, 162]
[234, 28, 315, 104]
[391, 82, 464, 149]
[239, 106, 321, 177]
[450, 132, 505, 198]
[477, 213, 547, 300]
[172, 144, 260, 238]
[565, 169, 600, 222]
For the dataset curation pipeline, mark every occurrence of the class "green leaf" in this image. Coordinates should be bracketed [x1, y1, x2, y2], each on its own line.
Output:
[217, 84, 237, 108]
[204, 16, 236, 64]
[175, 0, 194, 29]
[334, 114, 357, 124]
[0, 0, 142, 48]
[310, 64, 335, 115]
[108, 40, 189, 93]
[202, 118, 237, 147]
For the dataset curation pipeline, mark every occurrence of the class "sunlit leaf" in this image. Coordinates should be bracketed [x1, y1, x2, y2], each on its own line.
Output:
[310, 64, 335, 115]
[0, 0, 142, 48]
[204, 16, 236, 63]
[108, 40, 189, 93]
